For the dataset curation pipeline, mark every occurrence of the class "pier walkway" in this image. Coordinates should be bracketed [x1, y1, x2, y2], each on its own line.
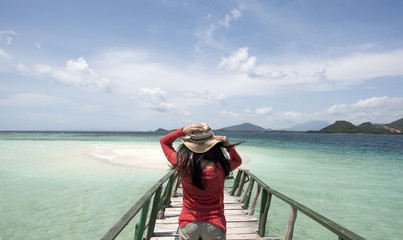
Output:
[151, 186, 279, 240]
[101, 169, 366, 240]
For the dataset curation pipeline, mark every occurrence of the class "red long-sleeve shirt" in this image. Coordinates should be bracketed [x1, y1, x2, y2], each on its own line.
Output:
[160, 128, 242, 233]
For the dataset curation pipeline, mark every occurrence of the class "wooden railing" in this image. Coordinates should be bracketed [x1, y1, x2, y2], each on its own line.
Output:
[230, 168, 366, 240]
[101, 169, 179, 240]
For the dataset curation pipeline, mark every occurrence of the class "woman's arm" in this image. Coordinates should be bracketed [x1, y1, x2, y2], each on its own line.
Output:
[215, 135, 242, 171]
[160, 128, 185, 166]
[160, 124, 205, 166]
[226, 147, 242, 171]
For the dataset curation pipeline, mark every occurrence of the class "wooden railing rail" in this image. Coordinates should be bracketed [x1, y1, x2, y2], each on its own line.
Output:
[230, 169, 366, 240]
[101, 170, 177, 240]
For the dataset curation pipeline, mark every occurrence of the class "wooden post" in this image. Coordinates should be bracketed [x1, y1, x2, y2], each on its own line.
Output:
[230, 170, 242, 196]
[241, 177, 253, 203]
[242, 179, 254, 210]
[284, 206, 298, 240]
[235, 172, 246, 196]
[165, 174, 175, 207]
[134, 200, 150, 240]
[146, 186, 163, 240]
[157, 174, 175, 219]
[249, 184, 261, 215]
[258, 189, 272, 237]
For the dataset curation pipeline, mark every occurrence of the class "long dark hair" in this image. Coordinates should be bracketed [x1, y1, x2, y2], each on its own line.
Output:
[175, 143, 232, 190]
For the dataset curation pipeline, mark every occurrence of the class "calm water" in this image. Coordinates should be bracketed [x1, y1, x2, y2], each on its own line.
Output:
[0, 131, 402, 240]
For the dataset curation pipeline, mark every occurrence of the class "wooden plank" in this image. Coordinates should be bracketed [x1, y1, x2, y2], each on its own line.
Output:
[164, 209, 250, 216]
[227, 228, 259, 234]
[153, 225, 179, 232]
[226, 215, 259, 222]
[225, 209, 250, 215]
[151, 236, 279, 240]
[227, 235, 280, 240]
[227, 222, 260, 228]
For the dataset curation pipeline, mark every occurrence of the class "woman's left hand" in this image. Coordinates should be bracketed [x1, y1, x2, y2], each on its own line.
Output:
[214, 135, 231, 147]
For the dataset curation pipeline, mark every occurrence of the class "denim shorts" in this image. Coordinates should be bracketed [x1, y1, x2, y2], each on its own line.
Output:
[179, 221, 226, 240]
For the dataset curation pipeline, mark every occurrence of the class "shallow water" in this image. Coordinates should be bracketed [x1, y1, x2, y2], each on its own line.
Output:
[0, 131, 402, 239]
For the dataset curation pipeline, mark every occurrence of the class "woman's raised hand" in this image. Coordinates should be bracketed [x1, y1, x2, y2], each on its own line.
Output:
[214, 135, 231, 147]
[183, 124, 205, 136]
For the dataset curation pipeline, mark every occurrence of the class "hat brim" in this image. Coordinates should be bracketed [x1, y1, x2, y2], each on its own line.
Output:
[181, 136, 220, 153]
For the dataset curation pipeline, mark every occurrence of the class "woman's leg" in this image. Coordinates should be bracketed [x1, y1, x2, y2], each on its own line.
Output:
[179, 222, 200, 240]
[199, 222, 226, 240]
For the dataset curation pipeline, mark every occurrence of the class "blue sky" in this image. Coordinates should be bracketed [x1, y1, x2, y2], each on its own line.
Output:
[1, 0, 403, 131]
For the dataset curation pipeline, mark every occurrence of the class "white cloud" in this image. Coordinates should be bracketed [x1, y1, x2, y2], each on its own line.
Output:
[0, 49, 11, 59]
[0, 30, 17, 45]
[324, 96, 403, 123]
[16, 63, 30, 75]
[218, 47, 256, 73]
[351, 96, 403, 112]
[19, 57, 111, 93]
[0, 93, 101, 113]
[71, 104, 100, 113]
[270, 96, 403, 128]
[218, 9, 242, 27]
[92, 49, 239, 101]
[94, 49, 189, 94]
[100, 49, 149, 62]
[255, 107, 273, 115]
[218, 47, 403, 95]
[286, 50, 402, 85]
[326, 50, 403, 81]
[0, 93, 66, 107]
[195, 7, 243, 50]
[138, 87, 175, 112]
[214, 96, 403, 129]
[220, 110, 239, 118]
[179, 90, 228, 106]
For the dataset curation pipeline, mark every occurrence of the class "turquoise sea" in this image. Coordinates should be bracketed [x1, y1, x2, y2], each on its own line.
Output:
[0, 131, 402, 240]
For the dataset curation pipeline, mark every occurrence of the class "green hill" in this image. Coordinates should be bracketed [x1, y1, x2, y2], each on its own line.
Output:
[387, 118, 403, 131]
[319, 121, 360, 133]
[357, 122, 391, 134]
[319, 119, 402, 134]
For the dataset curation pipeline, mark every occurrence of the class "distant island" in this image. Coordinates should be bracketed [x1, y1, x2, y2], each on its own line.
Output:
[155, 118, 403, 134]
[313, 118, 403, 134]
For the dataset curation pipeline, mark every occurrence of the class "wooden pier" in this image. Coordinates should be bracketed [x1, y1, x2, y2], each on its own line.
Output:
[151, 186, 279, 240]
[101, 169, 366, 240]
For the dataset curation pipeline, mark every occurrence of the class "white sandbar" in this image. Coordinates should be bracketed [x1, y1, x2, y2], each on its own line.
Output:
[88, 144, 171, 169]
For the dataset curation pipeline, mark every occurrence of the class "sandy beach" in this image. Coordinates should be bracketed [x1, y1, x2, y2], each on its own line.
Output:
[88, 144, 170, 169]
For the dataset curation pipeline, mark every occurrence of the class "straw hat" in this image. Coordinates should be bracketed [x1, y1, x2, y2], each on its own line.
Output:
[181, 123, 220, 153]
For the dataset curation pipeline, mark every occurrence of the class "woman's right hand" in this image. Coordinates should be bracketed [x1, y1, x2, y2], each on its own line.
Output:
[183, 124, 205, 136]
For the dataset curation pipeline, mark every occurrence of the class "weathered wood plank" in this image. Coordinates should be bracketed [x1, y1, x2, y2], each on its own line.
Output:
[164, 209, 250, 216]
[151, 234, 280, 240]
[227, 235, 280, 240]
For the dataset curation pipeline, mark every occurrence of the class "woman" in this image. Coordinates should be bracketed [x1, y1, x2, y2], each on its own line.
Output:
[160, 123, 242, 240]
